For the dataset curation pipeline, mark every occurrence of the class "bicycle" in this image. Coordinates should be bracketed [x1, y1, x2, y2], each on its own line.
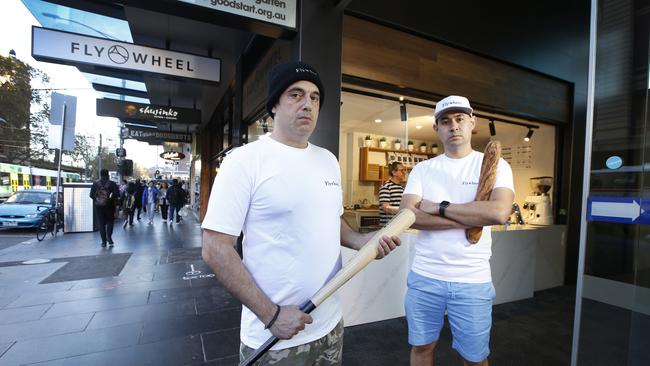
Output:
[36, 205, 63, 241]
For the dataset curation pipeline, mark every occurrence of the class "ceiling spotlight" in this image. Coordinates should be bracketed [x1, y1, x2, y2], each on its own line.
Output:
[375, 119, 382, 123]
[415, 125, 422, 129]
[399, 96, 404, 101]
[524, 128, 534, 142]
[399, 102, 408, 122]
[489, 120, 496, 136]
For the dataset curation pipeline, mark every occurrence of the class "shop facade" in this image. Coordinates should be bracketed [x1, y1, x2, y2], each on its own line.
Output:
[52, 0, 642, 364]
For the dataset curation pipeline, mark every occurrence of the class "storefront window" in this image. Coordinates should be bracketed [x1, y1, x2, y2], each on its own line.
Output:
[338, 89, 557, 215]
[247, 116, 273, 143]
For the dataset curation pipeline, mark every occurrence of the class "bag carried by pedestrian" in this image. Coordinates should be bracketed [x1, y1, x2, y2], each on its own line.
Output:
[94, 181, 111, 207]
[124, 193, 135, 211]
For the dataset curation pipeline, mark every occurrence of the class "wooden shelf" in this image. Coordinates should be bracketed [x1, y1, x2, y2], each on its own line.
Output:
[358, 147, 438, 185]
[364, 146, 436, 156]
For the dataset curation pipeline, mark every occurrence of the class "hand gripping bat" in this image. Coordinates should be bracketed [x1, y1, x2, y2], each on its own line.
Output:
[239, 209, 416, 366]
[466, 140, 502, 244]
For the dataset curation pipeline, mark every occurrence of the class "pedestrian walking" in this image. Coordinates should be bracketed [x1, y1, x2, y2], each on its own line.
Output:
[134, 179, 144, 220]
[166, 179, 183, 225]
[142, 181, 158, 225]
[89, 169, 120, 247]
[159, 182, 169, 223]
[122, 182, 136, 228]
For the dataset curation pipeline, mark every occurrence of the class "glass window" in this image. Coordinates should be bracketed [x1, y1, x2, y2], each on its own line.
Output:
[6, 191, 52, 204]
[0, 172, 9, 186]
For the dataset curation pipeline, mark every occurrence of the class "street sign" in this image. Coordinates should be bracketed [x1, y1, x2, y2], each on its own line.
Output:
[160, 151, 185, 160]
[179, 0, 297, 29]
[48, 92, 76, 151]
[587, 196, 650, 224]
[97, 98, 201, 124]
[32, 27, 221, 83]
[120, 126, 192, 143]
[115, 147, 127, 157]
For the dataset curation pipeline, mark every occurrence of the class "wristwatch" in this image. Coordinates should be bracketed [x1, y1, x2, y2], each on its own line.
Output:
[439, 201, 450, 217]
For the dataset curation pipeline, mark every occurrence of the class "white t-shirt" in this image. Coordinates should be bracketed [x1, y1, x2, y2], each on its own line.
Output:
[201, 136, 344, 350]
[404, 150, 514, 283]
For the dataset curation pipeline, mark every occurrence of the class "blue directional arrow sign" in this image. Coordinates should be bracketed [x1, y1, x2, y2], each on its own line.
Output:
[587, 197, 650, 224]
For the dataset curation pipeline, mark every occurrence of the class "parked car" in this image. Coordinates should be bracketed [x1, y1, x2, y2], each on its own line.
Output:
[0, 190, 56, 229]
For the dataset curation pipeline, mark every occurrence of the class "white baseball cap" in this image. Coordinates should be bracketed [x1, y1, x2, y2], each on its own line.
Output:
[434, 95, 473, 121]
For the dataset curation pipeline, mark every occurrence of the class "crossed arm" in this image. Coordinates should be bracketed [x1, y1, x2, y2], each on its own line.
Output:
[399, 187, 514, 230]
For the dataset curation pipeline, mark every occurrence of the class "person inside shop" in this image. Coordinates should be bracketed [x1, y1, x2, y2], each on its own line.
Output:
[379, 161, 407, 226]
[201, 61, 401, 366]
[400, 95, 514, 366]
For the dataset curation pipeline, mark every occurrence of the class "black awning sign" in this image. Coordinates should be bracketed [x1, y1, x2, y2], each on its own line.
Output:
[160, 151, 186, 160]
[97, 98, 201, 124]
[121, 126, 192, 144]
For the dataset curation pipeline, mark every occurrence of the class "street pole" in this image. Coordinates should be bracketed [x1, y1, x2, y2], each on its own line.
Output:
[55, 103, 66, 229]
[117, 80, 125, 182]
[97, 133, 102, 179]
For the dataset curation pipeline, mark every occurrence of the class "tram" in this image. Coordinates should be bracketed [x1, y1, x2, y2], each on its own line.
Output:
[0, 162, 81, 202]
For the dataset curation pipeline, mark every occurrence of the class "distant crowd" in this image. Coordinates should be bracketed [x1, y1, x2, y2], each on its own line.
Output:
[118, 178, 190, 228]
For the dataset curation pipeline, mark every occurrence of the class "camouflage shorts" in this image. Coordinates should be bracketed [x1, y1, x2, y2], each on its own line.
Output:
[240, 320, 344, 366]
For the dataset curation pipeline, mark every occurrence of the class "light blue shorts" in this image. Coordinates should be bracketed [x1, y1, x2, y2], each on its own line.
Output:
[404, 271, 496, 362]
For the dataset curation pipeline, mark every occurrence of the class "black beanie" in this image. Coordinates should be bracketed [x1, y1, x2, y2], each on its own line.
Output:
[266, 61, 325, 117]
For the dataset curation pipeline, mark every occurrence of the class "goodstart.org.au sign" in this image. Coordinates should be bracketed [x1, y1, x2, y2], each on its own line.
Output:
[32, 27, 221, 83]
[179, 0, 296, 29]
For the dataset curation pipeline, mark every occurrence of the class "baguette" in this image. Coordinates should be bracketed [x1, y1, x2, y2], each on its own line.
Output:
[466, 140, 501, 244]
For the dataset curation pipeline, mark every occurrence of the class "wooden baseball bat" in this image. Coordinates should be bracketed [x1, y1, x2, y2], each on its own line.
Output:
[239, 209, 416, 366]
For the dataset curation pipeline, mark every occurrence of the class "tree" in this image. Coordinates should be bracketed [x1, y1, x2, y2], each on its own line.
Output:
[0, 54, 32, 163]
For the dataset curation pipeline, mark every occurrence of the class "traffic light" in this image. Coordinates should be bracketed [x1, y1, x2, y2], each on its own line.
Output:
[119, 159, 133, 176]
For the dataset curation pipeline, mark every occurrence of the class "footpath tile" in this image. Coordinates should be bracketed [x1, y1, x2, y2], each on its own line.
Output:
[0, 304, 51, 325]
[19, 334, 205, 366]
[0, 322, 142, 365]
[0, 313, 93, 343]
[41, 292, 149, 319]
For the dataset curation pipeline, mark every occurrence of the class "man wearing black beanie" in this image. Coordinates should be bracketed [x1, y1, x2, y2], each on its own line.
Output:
[201, 61, 400, 365]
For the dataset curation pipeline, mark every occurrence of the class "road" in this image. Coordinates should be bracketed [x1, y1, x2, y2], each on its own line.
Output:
[0, 228, 35, 251]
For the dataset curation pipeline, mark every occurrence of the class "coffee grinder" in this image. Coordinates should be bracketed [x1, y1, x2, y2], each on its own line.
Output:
[523, 176, 553, 225]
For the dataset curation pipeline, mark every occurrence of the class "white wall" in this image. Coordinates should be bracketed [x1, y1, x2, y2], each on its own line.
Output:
[478, 124, 556, 209]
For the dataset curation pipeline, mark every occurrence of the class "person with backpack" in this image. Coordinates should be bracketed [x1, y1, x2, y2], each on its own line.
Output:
[89, 169, 120, 247]
[122, 182, 137, 228]
[166, 179, 183, 226]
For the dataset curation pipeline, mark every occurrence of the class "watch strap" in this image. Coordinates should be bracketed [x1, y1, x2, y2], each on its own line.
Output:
[439, 201, 450, 217]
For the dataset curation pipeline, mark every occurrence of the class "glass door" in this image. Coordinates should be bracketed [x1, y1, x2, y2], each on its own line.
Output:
[574, 0, 650, 364]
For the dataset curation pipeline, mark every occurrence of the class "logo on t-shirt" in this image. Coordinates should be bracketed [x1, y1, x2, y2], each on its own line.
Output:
[324, 180, 340, 187]
[462, 181, 478, 185]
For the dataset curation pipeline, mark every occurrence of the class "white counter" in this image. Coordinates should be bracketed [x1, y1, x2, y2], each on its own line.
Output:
[339, 225, 567, 327]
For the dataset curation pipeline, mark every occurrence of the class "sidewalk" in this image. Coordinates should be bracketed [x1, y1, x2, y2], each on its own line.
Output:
[0, 212, 575, 365]
[0, 213, 240, 366]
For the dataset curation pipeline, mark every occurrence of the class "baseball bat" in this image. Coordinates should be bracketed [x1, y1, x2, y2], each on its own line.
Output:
[239, 209, 416, 366]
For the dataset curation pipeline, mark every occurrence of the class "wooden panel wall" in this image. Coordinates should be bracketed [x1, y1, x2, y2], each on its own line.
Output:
[342, 16, 571, 123]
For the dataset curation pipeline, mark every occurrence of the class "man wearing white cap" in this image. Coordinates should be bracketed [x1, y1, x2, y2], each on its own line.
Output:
[400, 96, 514, 366]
